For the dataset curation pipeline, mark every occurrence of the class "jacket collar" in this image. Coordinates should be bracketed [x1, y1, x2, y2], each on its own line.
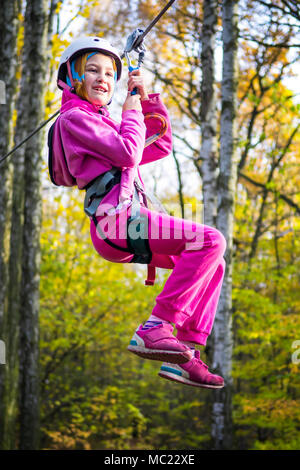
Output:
[60, 88, 110, 116]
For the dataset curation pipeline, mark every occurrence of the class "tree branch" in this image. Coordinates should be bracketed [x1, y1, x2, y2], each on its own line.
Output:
[238, 171, 300, 215]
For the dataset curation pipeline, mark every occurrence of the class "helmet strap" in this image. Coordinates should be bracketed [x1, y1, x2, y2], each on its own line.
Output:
[66, 59, 75, 88]
[58, 79, 71, 90]
[57, 79, 75, 94]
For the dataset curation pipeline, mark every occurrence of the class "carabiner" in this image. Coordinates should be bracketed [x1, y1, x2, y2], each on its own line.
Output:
[123, 29, 146, 95]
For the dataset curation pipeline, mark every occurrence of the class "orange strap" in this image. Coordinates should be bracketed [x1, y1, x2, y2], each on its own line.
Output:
[144, 113, 168, 148]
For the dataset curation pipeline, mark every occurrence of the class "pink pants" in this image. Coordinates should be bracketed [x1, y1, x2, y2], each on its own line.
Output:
[90, 205, 226, 346]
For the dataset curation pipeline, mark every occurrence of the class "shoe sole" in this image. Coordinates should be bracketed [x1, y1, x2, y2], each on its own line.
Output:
[127, 345, 192, 364]
[158, 369, 224, 389]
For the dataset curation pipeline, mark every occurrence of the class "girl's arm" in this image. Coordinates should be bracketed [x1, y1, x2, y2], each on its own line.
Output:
[60, 107, 146, 171]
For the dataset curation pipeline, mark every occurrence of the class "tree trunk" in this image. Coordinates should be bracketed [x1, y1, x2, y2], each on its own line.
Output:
[200, 0, 219, 228]
[18, 0, 48, 450]
[172, 149, 185, 218]
[2, 0, 41, 448]
[211, 0, 239, 450]
[0, 0, 22, 449]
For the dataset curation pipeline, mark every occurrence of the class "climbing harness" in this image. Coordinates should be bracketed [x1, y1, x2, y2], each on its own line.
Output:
[47, 105, 167, 285]
[80, 112, 168, 286]
[83, 169, 153, 266]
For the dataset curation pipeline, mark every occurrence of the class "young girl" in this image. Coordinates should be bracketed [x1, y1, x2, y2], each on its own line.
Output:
[51, 36, 226, 389]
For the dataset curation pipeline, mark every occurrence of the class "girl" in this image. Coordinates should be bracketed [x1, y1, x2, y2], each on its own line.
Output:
[51, 36, 226, 389]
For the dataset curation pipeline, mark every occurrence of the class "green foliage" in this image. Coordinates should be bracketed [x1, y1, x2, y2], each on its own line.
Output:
[232, 212, 300, 449]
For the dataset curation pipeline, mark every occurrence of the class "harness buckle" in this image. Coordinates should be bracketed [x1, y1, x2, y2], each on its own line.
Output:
[84, 169, 120, 217]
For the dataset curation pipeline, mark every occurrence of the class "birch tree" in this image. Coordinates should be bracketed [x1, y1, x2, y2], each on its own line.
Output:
[0, 0, 22, 448]
[200, 0, 218, 228]
[211, 0, 239, 450]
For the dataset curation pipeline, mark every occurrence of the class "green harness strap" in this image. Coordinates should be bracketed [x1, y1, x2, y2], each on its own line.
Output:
[84, 168, 120, 218]
[127, 185, 152, 265]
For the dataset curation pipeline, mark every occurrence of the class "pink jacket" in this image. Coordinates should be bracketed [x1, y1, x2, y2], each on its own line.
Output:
[51, 89, 172, 208]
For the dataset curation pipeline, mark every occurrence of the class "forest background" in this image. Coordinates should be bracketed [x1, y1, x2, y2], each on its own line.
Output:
[0, 0, 299, 451]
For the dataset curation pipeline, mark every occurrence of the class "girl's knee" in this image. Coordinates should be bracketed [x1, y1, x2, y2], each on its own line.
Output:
[212, 228, 227, 256]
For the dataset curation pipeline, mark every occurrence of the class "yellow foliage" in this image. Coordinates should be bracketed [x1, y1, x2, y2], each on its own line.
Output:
[55, 1, 63, 14]
[17, 14, 24, 58]
[50, 34, 70, 69]
[46, 424, 92, 450]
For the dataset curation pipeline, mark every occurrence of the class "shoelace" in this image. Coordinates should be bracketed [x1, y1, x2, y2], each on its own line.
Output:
[193, 351, 209, 369]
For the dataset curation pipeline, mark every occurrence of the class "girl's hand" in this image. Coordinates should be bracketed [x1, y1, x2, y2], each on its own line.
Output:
[127, 69, 149, 101]
[122, 92, 142, 112]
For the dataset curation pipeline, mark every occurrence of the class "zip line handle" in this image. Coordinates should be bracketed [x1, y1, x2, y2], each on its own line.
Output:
[129, 65, 140, 95]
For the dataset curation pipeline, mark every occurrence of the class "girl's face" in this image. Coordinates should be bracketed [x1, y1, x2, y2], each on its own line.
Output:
[84, 53, 115, 106]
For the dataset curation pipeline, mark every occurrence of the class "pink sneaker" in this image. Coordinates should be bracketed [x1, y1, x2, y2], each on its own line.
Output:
[158, 350, 224, 389]
[127, 323, 193, 364]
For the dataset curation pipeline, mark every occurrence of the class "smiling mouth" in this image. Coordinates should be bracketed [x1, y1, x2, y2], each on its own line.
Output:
[93, 87, 107, 93]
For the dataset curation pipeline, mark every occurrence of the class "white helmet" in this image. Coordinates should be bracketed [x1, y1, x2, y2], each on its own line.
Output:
[57, 36, 122, 89]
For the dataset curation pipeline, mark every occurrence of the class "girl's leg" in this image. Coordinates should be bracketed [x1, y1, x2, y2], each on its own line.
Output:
[90, 209, 194, 363]
[145, 207, 226, 345]
[128, 207, 226, 372]
[91, 205, 226, 386]
[129, 207, 226, 388]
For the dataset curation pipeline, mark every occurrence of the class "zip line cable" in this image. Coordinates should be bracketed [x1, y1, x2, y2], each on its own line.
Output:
[120, 0, 176, 59]
[0, 0, 176, 167]
[0, 110, 60, 166]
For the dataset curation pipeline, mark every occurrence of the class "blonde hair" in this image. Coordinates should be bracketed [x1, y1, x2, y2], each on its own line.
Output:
[72, 52, 117, 101]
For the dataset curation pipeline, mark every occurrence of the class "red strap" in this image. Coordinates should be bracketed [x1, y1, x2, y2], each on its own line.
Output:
[145, 265, 156, 286]
[58, 79, 71, 91]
